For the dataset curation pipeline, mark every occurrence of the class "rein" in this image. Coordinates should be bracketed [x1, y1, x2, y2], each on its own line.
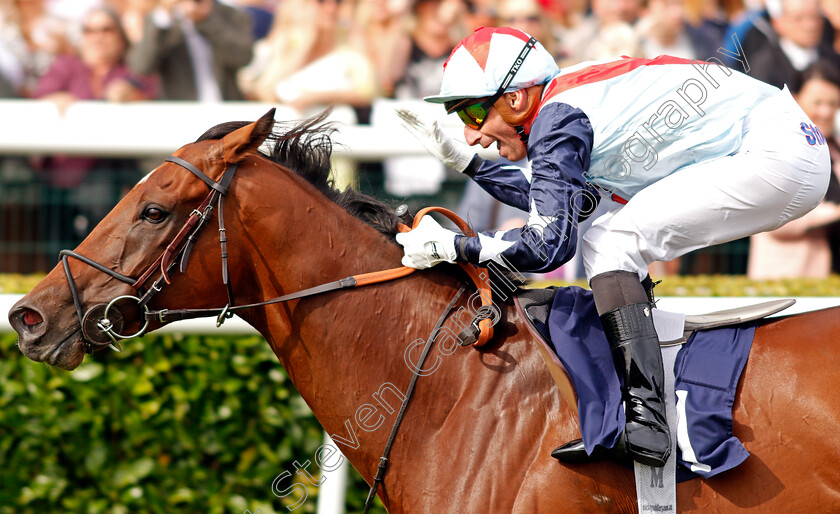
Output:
[143, 205, 496, 348]
[61, 155, 495, 352]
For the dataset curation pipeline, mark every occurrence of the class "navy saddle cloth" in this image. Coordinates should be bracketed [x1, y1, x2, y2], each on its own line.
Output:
[520, 286, 755, 480]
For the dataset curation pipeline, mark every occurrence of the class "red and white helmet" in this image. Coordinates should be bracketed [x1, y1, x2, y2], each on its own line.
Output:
[425, 27, 559, 105]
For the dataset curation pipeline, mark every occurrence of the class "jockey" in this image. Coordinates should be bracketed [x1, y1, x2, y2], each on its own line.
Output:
[395, 26, 830, 467]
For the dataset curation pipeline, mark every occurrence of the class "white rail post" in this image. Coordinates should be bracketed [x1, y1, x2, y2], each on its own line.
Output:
[317, 433, 348, 514]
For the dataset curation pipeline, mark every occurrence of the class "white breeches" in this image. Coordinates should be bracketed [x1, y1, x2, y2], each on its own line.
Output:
[582, 88, 831, 281]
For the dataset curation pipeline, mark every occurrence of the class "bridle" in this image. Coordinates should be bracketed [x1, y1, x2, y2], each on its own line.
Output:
[61, 155, 241, 352]
[59, 151, 498, 510]
[61, 154, 495, 353]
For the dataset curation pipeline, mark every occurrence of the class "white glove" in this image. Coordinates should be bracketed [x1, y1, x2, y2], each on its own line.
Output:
[396, 108, 475, 173]
[395, 216, 459, 269]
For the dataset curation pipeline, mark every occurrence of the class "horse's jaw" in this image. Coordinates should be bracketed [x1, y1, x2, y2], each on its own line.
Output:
[9, 297, 87, 370]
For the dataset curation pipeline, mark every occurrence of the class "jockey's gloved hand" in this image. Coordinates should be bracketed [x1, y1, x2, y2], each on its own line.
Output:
[396, 108, 476, 173]
[395, 216, 458, 269]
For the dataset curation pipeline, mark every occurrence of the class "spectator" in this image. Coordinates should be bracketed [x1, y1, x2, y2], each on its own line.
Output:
[748, 60, 840, 279]
[637, 0, 720, 59]
[739, 0, 833, 89]
[559, 0, 644, 63]
[683, 0, 745, 46]
[226, 0, 277, 41]
[32, 6, 157, 231]
[719, 0, 766, 70]
[391, 0, 461, 100]
[127, 0, 253, 101]
[372, 0, 461, 196]
[238, 0, 376, 113]
[359, 0, 412, 99]
[121, 0, 159, 44]
[35, 7, 158, 113]
[498, 0, 561, 59]
[462, 0, 497, 31]
[0, 0, 69, 97]
[819, 0, 840, 68]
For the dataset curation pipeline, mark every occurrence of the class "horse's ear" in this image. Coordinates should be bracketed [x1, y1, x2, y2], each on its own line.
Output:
[220, 108, 276, 164]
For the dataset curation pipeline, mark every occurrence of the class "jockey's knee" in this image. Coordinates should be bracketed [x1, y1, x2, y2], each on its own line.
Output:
[581, 228, 649, 284]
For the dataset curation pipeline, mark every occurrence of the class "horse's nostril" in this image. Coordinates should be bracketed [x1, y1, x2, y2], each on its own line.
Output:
[22, 309, 43, 327]
[9, 305, 47, 341]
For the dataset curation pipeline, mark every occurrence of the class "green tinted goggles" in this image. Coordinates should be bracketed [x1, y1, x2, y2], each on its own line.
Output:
[446, 98, 496, 129]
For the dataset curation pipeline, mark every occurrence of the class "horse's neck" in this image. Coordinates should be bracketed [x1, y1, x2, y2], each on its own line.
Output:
[232, 175, 463, 424]
[231, 173, 578, 508]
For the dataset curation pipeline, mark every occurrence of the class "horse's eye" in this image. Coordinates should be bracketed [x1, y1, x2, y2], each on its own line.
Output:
[141, 206, 168, 223]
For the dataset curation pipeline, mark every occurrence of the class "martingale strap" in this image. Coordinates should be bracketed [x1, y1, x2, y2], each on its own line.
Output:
[62, 152, 496, 510]
[363, 284, 467, 513]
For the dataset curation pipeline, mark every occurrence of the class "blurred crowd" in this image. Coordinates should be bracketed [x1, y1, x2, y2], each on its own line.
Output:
[5, 0, 840, 113]
[4, 0, 840, 277]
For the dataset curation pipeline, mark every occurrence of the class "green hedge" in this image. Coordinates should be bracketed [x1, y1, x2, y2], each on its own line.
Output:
[0, 331, 386, 514]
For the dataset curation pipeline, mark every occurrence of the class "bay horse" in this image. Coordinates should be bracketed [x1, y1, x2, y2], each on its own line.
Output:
[9, 109, 840, 512]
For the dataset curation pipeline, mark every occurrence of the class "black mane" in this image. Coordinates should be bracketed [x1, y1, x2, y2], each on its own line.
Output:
[196, 110, 401, 236]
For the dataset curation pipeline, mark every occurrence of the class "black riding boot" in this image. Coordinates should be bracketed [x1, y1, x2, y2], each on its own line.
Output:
[603, 302, 671, 467]
[552, 272, 670, 466]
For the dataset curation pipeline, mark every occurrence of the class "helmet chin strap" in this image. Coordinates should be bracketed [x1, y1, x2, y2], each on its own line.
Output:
[515, 125, 529, 144]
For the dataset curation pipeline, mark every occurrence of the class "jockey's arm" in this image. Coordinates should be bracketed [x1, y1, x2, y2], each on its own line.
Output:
[455, 103, 597, 273]
[395, 107, 536, 210]
[465, 157, 531, 211]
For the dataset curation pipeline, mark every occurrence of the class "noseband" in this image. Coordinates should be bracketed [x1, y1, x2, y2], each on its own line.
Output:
[61, 156, 240, 352]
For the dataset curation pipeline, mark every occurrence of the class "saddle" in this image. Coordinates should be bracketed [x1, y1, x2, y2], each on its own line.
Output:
[517, 286, 794, 346]
[515, 286, 795, 414]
